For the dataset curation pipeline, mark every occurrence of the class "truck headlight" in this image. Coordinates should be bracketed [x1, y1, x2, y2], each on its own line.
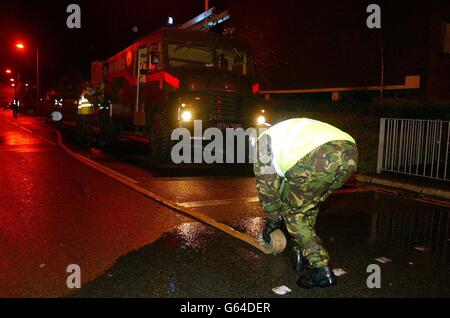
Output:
[257, 115, 266, 125]
[181, 110, 192, 121]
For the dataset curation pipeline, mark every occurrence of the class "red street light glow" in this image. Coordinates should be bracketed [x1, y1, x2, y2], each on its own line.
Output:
[11, 84, 15, 87]
[16, 43, 25, 49]
[5, 69, 12, 74]
[9, 78, 14, 82]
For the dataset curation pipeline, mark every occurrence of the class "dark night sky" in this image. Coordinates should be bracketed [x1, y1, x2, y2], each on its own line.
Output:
[0, 0, 203, 90]
[0, 0, 438, 92]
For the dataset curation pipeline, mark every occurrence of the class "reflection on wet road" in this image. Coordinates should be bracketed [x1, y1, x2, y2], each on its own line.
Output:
[75, 192, 449, 298]
[1, 112, 448, 297]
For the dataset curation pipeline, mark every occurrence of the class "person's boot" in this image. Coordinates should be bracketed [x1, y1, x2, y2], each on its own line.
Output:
[291, 251, 305, 273]
[297, 266, 336, 289]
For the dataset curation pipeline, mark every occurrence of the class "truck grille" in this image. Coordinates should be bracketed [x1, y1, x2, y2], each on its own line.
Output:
[209, 91, 241, 122]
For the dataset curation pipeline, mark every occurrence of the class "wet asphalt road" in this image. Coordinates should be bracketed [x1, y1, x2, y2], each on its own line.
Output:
[0, 111, 190, 297]
[73, 192, 449, 298]
[0, 111, 448, 298]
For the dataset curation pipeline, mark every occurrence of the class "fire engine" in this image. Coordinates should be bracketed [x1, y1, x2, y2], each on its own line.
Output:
[63, 8, 267, 161]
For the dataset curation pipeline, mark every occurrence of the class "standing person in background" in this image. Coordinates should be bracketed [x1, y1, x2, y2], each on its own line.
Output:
[12, 99, 20, 119]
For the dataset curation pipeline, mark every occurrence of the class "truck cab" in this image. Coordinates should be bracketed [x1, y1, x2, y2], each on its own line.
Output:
[90, 28, 267, 161]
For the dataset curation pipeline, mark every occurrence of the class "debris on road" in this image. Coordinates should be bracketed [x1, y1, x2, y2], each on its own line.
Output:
[272, 285, 292, 295]
[333, 268, 348, 276]
[375, 257, 392, 264]
[414, 246, 430, 252]
[169, 278, 177, 293]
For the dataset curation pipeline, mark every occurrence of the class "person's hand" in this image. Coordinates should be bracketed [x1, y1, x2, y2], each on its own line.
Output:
[262, 215, 283, 244]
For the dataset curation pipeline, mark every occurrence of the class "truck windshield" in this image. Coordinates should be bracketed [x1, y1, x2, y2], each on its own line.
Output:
[168, 42, 214, 69]
[168, 42, 250, 77]
[215, 48, 249, 77]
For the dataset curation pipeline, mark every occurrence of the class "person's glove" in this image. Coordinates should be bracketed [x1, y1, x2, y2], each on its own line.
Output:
[262, 215, 284, 244]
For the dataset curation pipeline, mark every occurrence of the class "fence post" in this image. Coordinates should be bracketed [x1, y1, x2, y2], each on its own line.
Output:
[377, 118, 386, 174]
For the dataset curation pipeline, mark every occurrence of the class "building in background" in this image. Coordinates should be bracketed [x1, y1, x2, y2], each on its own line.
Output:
[223, 0, 449, 101]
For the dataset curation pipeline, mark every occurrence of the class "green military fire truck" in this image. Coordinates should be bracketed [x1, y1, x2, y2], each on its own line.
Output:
[64, 8, 268, 161]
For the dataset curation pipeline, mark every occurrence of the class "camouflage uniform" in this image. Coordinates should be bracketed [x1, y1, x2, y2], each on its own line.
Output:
[255, 138, 358, 267]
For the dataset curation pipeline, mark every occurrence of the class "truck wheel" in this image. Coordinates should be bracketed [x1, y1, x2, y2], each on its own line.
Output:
[99, 125, 115, 148]
[149, 113, 171, 162]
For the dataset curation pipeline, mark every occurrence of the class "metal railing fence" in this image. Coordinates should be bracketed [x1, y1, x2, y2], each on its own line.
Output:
[377, 118, 450, 181]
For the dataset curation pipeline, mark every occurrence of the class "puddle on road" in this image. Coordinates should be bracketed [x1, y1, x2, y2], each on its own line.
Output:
[171, 222, 214, 250]
[321, 192, 449, 264]
[73, 192, 449, 298]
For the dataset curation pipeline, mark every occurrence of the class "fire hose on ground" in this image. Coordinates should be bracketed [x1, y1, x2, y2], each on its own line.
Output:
[53, 128, 287, 254]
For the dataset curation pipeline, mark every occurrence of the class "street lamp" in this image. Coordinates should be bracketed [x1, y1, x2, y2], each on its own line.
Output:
[5, 68, 20, 98]
[5, 68, 19, 98]
[15, 42, 39, 108]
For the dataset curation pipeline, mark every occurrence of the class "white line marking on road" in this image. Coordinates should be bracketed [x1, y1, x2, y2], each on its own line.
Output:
[1, 115, 138, 184]
[3, 118, 57, 145]
[72, 152, 140, 184]
[35, 135, 57, 146]
[19, 126, 32, 133]
[179, 196, 260, 208]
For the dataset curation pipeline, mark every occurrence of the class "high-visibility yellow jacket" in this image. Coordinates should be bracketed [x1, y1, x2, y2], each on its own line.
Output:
[77, 96, 94, 115]
[259, 118, 356, 176]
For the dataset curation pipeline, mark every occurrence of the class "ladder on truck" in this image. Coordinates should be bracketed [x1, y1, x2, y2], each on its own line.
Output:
[178, 7, 230, 31]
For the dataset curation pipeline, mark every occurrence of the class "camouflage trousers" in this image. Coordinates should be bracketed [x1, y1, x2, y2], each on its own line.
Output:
[280, 140, 358, 267]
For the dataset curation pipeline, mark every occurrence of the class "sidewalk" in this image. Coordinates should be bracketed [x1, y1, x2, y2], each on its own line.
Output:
[354, 172, 450, 200]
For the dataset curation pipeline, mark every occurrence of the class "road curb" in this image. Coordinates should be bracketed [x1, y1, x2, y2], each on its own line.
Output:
[354, 173, 450, 201]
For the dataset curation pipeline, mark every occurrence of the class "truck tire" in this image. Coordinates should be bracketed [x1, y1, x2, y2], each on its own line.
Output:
[149, 113, 171, 162]
[75, 116, 93, 146]
[99, 124, 116, 148]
